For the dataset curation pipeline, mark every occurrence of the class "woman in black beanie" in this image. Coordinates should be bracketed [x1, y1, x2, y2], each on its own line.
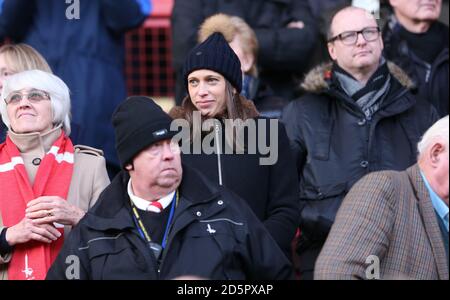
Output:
[169, 32, 300, 261]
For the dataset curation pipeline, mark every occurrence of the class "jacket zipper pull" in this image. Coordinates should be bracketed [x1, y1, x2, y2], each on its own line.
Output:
[215, 123, 223, 186]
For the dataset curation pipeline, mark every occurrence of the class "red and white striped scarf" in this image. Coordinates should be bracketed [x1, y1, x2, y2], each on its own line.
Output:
[0, 132, 74, 280]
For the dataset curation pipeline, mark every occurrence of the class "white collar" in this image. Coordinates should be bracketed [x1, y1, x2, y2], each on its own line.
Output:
[127, 179, 175, 211]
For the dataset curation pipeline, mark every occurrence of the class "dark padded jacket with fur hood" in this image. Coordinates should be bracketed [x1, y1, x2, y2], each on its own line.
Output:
[281, 61, 439, 244]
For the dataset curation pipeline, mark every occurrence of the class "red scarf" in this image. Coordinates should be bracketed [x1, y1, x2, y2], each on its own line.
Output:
[0, 132, 74, 280]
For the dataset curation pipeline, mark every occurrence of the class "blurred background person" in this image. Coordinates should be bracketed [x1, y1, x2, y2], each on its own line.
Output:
[0, 43, 52, 143]
[0, 0, 152, 178]
[171, 0, 319, 104]
[383, 0, 449, 117]
[0, 70, 109, 280]
[198, 14, 288, 119]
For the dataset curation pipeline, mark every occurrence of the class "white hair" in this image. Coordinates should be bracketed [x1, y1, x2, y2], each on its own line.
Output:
[0, 69, 71, 135]
[418, 115, 449, 157]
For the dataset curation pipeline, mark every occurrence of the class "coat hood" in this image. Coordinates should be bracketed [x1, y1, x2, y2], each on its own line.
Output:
[301, 61, 416, 94]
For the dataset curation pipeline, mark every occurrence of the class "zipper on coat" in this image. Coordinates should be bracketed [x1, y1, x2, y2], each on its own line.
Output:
[157, 222, 175, 278]
[425, 63, 431, 83]
[215, 123, 223, 186]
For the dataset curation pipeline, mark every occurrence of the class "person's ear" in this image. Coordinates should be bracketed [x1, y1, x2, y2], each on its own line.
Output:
[328, 42, 338, 61]
[430, 142, 445, 166]
[125, 163, 134, 171]
[241, 53, 255, 74]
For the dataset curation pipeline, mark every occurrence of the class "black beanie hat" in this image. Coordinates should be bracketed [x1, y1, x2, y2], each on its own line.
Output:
[112, 96, 178, 168]
[183, 32, 242, 93]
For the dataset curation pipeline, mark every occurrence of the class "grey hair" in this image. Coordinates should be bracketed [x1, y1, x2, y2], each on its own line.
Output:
[418, 115, 449, 157]
[0, 69, 71, 135]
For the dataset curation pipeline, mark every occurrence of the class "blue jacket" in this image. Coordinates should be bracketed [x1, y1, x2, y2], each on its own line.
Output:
[0, 0, 151, 167]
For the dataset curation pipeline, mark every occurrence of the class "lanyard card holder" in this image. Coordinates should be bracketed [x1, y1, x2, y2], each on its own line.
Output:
[149, 241, 163, 261]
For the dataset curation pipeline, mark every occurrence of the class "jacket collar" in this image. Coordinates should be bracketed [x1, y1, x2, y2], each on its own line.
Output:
[407, 164, 449, 279]
[301, 61, 417, 118]
[7, 125, 63, 154]
[301, 61, 416, 94]
[84, 163, 221, 231]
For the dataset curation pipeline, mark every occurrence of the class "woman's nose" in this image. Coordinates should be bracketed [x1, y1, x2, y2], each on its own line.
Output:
[197, 82, 209, 96]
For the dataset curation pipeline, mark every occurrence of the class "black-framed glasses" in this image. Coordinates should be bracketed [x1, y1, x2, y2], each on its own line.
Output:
[328, 27, 380, 45]
[4, 89, 51, 105]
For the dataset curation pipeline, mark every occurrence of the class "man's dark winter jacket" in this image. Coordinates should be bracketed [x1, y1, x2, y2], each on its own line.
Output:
[46, 165, 294, 280]
[383, 17, 449, 117]
[171, 0, 318, 103]
[281, 62, 439, 244]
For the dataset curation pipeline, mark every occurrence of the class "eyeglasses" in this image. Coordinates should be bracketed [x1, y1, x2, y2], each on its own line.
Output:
[328, 27, 380, 45]
[4, 89, 51, 105]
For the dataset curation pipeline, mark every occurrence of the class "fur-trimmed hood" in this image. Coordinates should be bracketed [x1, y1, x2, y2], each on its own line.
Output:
[301, 61, 416, 94]
[169, 97, 260, 120]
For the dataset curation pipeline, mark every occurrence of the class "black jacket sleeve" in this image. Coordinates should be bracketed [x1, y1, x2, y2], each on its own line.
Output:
[281, 101, 307, 179]
[0, 0, 35, 40]
[100, 0, 149, 33]
[0, 227, 13, 257]
[46, 224, 90, 280]
[263, 122, 300, 256]
[281, 101, 308, 223]
[246, 218, 295, 280]
[254, 0, 319, 73]
[220, 188, 295, 280]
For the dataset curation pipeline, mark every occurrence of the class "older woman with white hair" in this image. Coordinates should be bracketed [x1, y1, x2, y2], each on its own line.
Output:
[0, 70, 110, 280]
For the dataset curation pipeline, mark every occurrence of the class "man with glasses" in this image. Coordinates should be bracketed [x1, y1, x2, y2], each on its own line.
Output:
[281, 6, 438, 280]
[46, 96, 294, 280]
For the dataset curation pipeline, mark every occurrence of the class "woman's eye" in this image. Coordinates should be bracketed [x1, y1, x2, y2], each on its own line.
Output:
[28, 92, 42, 99]
[10, 94, 22, 102]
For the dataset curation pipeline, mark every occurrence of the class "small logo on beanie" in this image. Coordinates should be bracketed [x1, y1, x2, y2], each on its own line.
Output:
[196, 51, 203, 56]
[153, 129, 168, 138]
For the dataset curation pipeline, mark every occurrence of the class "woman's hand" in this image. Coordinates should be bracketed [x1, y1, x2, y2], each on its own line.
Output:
[5, 218, 62, 246]
[25, 196, 85, 227]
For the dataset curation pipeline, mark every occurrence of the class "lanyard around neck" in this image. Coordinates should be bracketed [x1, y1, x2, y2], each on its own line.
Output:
[130, 190, 179, 249]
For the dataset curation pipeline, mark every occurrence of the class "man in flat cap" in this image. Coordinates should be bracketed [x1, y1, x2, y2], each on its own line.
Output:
[46, 96, 293, 280]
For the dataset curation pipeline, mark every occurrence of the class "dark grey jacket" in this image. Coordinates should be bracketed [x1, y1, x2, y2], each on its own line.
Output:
[281, 62, 439, 244]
